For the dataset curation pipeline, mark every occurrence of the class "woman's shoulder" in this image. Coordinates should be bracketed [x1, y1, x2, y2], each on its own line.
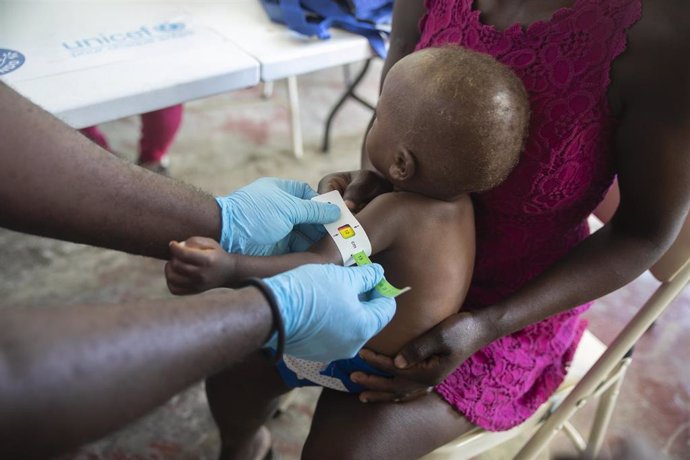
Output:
[610, 0, 690, 116]
[628, 0, 689, 51]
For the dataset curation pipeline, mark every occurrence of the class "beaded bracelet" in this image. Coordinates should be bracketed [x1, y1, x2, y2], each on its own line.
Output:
[240, 278, 285, 363]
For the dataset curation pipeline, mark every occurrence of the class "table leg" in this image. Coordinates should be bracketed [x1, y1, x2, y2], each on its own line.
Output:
[262, 81, 274, 99]
[321, 58, 375, 153]
[287, 76, 304, 159]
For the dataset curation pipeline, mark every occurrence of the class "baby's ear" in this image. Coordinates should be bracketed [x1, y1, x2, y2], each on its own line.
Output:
[388, 148, 416, 182]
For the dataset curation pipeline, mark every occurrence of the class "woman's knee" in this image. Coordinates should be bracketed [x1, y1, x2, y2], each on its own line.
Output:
[302, 432, 371, 460]
[303, 392, 473, 460]
[302, 393, 381, 460]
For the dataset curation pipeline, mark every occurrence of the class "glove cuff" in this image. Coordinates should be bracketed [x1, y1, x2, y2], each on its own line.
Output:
[239, 278, 285, 363]
[215, 196, 235, 252]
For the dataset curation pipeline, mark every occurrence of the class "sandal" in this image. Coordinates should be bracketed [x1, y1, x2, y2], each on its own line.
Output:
[137, 157, 170, 176]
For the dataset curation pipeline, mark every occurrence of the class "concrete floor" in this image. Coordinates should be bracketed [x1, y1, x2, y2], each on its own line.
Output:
[2, 61, 688, 459]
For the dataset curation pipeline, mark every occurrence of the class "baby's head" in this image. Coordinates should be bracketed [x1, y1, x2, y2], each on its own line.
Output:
[366, 46, 529, 200]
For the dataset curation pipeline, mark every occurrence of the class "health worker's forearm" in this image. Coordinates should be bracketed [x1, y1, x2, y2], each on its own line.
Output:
[0, 83, 220, 259]
[0, 288, 272, 458]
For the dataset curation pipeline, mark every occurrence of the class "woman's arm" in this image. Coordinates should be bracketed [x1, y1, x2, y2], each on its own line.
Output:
[381, 0, 426, 89]
[318, 0, 426, 202]
[363, 0, 426, 166]
[481, 1, 690, 338]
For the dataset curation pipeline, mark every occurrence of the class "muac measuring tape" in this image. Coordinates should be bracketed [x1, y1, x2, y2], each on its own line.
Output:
[312, 191, 410, 298]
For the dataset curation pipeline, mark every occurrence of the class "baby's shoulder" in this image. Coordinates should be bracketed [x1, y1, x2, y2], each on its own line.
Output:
[365, 191, 473, 223]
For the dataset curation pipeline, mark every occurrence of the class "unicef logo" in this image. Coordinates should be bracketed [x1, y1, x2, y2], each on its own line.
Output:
[61, 22, 192, 57]
[0, 48, 25, 75]
[154, 22, 186, 33]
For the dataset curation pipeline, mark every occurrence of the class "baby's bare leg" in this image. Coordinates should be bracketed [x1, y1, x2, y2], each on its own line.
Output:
[205, 350, 289, 460]
[303, 389, 474, 460]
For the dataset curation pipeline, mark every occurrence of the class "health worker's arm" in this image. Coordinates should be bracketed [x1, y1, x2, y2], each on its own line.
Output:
[0, 84, 338, 259]
[0, 288, 273, 458]
[0, 262, 395, 458]
[0, 83, 220, 259]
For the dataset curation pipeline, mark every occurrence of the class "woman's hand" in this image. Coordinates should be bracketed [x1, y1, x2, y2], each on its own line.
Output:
[318, 170, 392, 212]
[352, 311, 498, 403]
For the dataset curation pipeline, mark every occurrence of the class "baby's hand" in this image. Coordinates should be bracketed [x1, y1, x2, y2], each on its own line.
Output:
[165, 237, 236, 295]
[318, 170, 392, 212]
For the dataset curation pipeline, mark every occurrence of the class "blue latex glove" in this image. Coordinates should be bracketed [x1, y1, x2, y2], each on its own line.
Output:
[263, 263, 396, 362]
[216, 178, 339, 256]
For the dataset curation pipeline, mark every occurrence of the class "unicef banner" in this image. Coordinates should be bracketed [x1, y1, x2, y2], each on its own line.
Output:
[0, 4, 229, 82]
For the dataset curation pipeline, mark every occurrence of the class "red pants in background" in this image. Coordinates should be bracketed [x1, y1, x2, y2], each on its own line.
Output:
[80, 104, 183, 164]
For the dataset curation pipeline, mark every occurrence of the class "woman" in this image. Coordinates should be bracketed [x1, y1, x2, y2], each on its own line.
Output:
[308, 1, 690, 458]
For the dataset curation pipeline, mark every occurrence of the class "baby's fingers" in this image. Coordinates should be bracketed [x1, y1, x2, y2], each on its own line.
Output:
[165, 266, 197, 295]
[167, 281, 194, 296]
[166, 257, 201, 278]
[169, 241, 211, 265]
[184, 236, 221, 250]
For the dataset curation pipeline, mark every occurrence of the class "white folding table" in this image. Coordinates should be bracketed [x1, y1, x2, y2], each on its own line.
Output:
[188, 0, 378, 158]
[0, 2, 260, 128]
[1, 1, 378, 156]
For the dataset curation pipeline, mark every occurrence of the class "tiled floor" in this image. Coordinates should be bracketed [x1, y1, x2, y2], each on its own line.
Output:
[2, 60, 688, 459]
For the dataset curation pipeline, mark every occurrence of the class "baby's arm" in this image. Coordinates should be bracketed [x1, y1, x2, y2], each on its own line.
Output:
[165, 194, 402, 295]
[165, 237, 338, 295]
[231, 237, 342, 284]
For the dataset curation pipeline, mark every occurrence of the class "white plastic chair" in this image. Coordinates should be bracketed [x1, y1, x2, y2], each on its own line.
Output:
[420, 329, 606, 460]
[422, 183, 690, 459]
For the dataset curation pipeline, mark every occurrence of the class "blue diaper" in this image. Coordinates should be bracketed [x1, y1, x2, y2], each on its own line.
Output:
[275, 354, 392, 393]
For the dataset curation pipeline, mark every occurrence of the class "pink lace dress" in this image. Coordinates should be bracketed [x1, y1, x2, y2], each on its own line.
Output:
[417, 0, 642, 430]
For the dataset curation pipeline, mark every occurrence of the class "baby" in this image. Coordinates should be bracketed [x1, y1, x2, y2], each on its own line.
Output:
[166, 46, 529, 458]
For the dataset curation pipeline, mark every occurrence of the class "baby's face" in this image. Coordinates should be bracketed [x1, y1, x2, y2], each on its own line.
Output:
[365, 109, 396, 181]
[365, 66, 414, 181]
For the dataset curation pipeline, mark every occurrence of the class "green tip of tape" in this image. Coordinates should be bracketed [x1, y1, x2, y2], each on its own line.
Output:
[352, 251, 411, 298]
